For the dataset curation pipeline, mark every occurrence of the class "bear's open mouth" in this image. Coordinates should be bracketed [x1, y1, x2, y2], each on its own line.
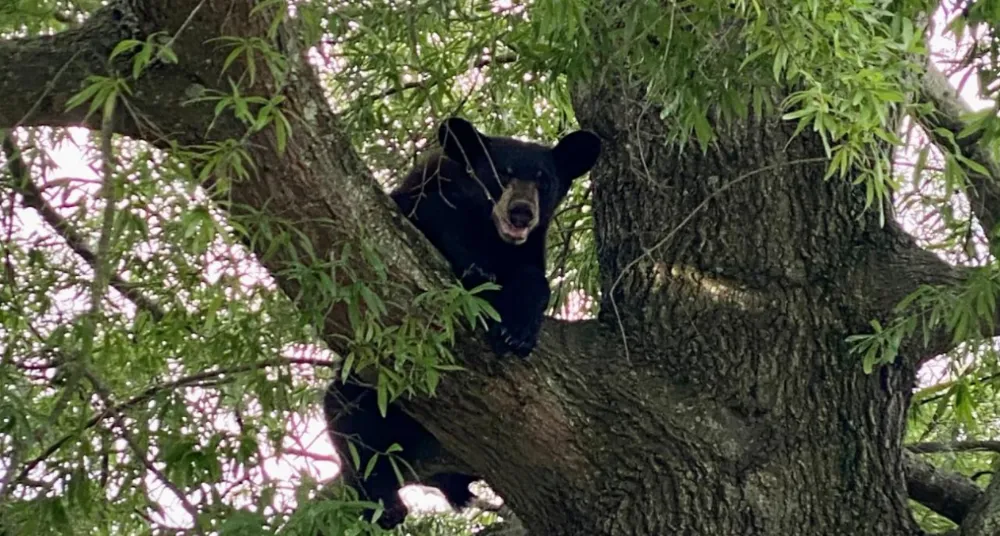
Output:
[494, 215, 530, 244]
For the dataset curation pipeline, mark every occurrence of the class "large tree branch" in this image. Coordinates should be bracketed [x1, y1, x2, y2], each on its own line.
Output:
[0, 4, 244, 144]
[848, 222, 969, 365]
[904, 451, 983, 525]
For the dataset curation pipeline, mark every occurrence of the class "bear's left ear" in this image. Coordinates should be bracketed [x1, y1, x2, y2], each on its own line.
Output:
[552, 130, 602, 182]
[438, 117, 490, 167]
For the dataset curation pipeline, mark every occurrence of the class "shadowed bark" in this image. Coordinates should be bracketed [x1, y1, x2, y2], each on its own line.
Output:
[960, 475, 1000, 536]
[0, 1, 991, 534]
[904, 451, 983, 525]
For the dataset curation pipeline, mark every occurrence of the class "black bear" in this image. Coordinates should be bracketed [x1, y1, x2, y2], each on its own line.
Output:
[324, 117, 601, 529]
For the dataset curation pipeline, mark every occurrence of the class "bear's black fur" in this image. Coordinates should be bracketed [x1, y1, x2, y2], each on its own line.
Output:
[323, 382, 478, 529]
[324, 117, 601, 529]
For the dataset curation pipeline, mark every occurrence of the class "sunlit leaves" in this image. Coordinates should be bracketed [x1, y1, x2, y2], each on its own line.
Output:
[210, 35, 291, 87]
[65, 75, 131, 122]
[109, 31, 180, 80]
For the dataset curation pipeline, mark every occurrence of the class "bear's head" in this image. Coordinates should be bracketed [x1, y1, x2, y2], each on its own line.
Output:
[438, 117, 602, 245]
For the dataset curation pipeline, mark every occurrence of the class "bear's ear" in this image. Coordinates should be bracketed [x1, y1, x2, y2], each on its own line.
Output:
[552, 130, 602, 182]
[438, 117, 489, 167]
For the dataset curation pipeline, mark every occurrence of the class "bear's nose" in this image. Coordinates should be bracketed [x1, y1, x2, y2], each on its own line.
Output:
[508, 203, 534, 229]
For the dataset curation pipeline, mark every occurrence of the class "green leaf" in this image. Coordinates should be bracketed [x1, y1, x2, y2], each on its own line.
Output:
[956, 153, 991, 177]
[109, 39, 143, 60]
[376, 378, 388, 418]
[64, 78, 105, 112]
[692, 110, 713, 152]
[364, 452, 379, 479]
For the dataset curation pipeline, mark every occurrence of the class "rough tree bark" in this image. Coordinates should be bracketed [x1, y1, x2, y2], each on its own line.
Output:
[1, 1, 997, 535]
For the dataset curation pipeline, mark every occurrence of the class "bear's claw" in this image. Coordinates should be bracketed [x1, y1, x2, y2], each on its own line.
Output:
[488, 320, 537, 359]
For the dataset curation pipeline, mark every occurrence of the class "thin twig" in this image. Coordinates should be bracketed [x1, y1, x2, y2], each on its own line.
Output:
[907, 440, 1000, 454]
[364, 53, 518, 102]
[43, 91, 120, 431]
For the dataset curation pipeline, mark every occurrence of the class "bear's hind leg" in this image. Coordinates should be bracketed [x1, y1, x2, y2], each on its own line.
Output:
[323, 381, 420, 529]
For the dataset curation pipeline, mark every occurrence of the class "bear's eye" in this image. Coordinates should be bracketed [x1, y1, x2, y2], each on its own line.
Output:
[497, 167, 517, 183]
[534, 171, 553, 190]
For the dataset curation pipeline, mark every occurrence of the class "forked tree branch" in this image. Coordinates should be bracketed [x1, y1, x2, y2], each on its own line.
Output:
[863, 62, 1000, 364]
[847, 60, 1000, 365]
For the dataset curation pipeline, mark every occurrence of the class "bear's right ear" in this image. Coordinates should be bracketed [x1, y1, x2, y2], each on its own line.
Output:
[552, 130, 602, 183]
[438, 117, 489, 167]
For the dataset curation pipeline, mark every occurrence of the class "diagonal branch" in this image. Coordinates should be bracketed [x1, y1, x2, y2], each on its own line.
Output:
[2, 132, 166, 319]
[0, 0, 456, 340]
[12, 356, 334, 490]
[82, 368, 207, 535]
[0, 2, 242, 144]
[904, 450, 984, 525]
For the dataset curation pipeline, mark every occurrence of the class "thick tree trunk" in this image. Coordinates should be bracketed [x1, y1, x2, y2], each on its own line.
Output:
[559, 80, 923, 533]
[0, 1, 987, 535]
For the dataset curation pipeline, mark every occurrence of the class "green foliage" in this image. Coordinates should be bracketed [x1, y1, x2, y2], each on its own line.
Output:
[1, 3, 508, 532]
[392, 508, 502, 536]
[5, 0, 1000, 534]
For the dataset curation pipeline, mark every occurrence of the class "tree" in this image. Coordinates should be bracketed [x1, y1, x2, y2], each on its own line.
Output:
[1, 0, 1000, 535]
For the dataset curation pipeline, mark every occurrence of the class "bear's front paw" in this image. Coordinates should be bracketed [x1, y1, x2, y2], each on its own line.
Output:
[487, 318, 539, 359]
